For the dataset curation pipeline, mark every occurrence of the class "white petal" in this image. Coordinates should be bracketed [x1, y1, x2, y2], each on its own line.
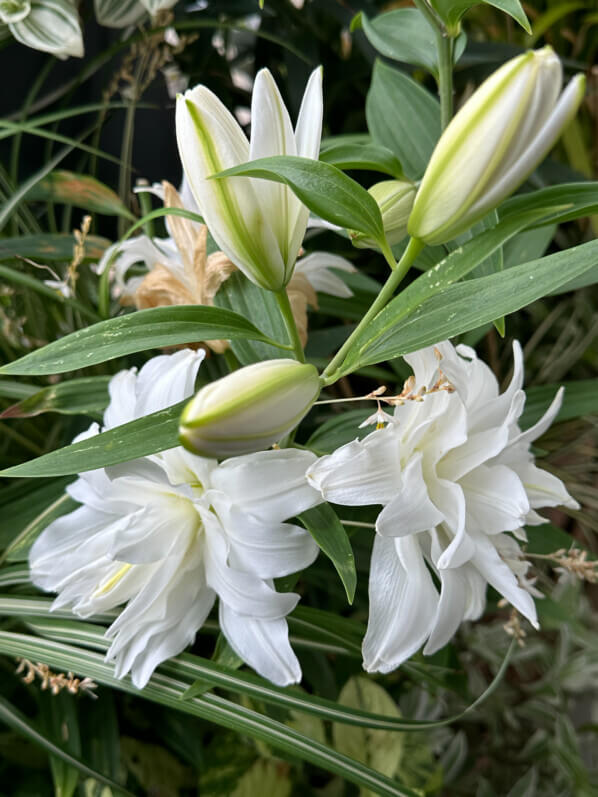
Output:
[134, 349, 205, 416]
[210, 448, 320, 523]
[376, 454, 443, 537]
[461, 464, 530, 534]
[202, 511, 298, 619]
[295, 67, 323, 160]
[103, 369, 138, 428]
[307, 427, 401, 506]
[516, 462, 579, 510]
[517, 386, 564, 447]
[219, 604, 301, 686]
[438, 425, 509, 482]
[472, 537, 538, 628]
[362, 536, 438, 673]
[423, 568, 468, 655]
[249, 68, 298, 264]
[209, 494, 318, 579]
[294, 252, 355, 297]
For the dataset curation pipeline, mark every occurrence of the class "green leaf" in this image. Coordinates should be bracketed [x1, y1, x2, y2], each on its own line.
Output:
[0, 379, 38, 400]
[525, 524, 578, 557]
[0, 306, 279, 376]
[39, 690, 81, 797]
[0, 697, 132, 797]
[299, 504, 357, 603]
[429, 0, 531, 34]
[355, 9, 466, 76]
[0, 477, 73, 549]
[333, 677, 404, 797]
[347, 239, 598, 370]
[28, 171, 135, 219]
[366, 60, 440, 180]
[0, 632, 421, 797]
[0, 402, 184, 479]
[1, 377, 110, 419]
[499, 182, 598, 226]
[7, 608, 516, 735]
[0, 233, 111, 262]
[521, 380, 598, 429]
[319, 140, 405, 179]
[306, 409, 369, 454]
[213, 155, 385, 246]
[213, 271, 288, 365]
[343, 206, 555, 367]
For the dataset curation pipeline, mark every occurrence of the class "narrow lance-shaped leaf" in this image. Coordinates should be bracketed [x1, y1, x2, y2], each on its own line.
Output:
[213, 155, 386, 247]
[0, 402, 183, 478]
[0, 306, 282, 376]
[0, 632, 421, 797]
[28, 170, 135, 219]
[319, 140, 405, 179]
[1, 376, 110, 419]
[348, 239, 598, 369]
[299, 504, 357, 603]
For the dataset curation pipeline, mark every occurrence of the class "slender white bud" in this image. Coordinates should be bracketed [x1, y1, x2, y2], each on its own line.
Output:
[179, 359, 320, 458]
[175, 68, 323, 292]
[408, 47, 586, 245]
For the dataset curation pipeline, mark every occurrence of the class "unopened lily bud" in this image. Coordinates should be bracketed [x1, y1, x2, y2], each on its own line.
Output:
[408, 46, 586, 246]
[179, 359, 320, 458]
[351, 180, 416, 249]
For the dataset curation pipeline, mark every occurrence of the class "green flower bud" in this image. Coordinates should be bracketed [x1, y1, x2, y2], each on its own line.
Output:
[179, 359, 320, 458]
[408, 46, 585, 246]
[351, 179, 416, 249]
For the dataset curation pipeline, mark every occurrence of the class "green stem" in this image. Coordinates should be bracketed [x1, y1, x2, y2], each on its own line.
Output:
[275, 289, 305, 363]
[437, 32, 454, 130]
[412, 0, 454, 130]
[321, 237, 424, 384]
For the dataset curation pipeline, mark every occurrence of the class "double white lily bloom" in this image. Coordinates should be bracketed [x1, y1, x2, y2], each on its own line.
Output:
[408, 46, 586, 245]
[308, 341, 578, 673]
[176, 67, 323, 291]
[29, 350, 321, 688]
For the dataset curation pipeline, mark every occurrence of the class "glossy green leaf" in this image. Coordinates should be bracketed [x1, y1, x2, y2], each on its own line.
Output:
[429, 0, 530, 34]
[0, 379, 38, 400]
[0, 401, 183, 478]
[499, 182, 598, 226]
[28, 171, 135, 219]
[344, 207, 555, 366]
[0, 632, 421, 797]
[1, 376, 110, 419]
[0, 306, 279, 376]
[0, 233, 111, 262]
[354, 9, 466, 76]
[366, 60, 440, 180]
[213, 156, 385, 245]
[319, 140, 404, 179]
[348, 239, 598, 369]
[299, 504, 357, 603]
[213, 271, 287, 365]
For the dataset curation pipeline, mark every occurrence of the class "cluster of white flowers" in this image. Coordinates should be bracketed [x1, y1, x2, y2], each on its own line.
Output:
[30, 340, 577, 688]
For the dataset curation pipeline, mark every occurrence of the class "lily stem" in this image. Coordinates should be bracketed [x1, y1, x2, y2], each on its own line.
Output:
[412, 0, 454, 130]
[275, 288, 305, 363]
[320, 237, 424, 385]
[436, 32, 454, 130]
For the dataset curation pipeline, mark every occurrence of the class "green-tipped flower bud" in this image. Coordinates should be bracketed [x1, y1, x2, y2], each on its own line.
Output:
[179, 359, 320, 458]
[351, 180, 416, 250]
[408, 46, 586, 246]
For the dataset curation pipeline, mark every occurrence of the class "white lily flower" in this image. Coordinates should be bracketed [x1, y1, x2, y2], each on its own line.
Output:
[29, 350, 321, 688]
[176, 66, 323, 291]
[307, 340, 579, 673]
[408, 47, 586, 245]
[2, 0, 84, 58]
